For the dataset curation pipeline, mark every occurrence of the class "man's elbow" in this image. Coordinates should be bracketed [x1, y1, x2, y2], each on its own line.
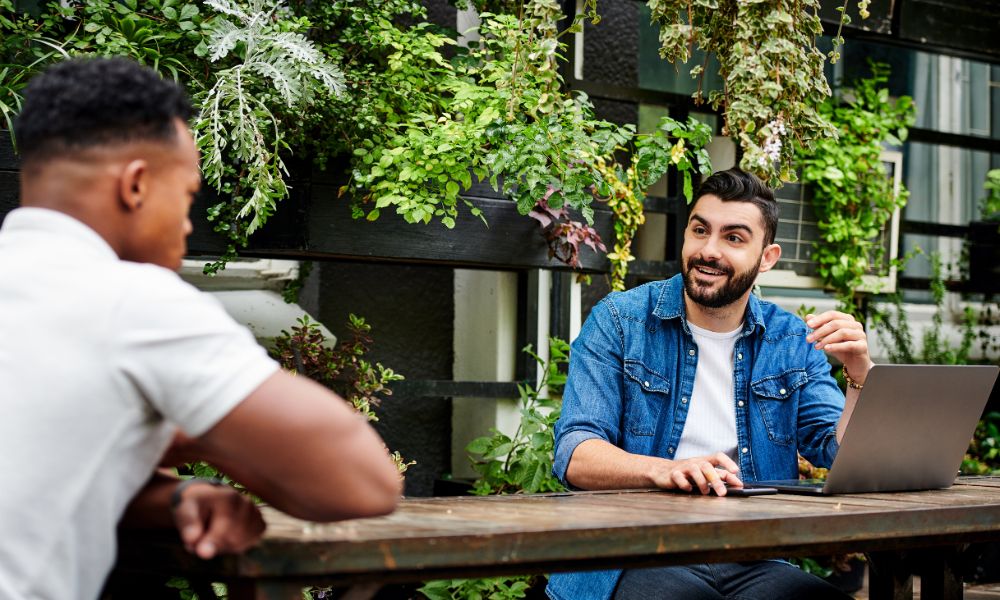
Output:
[357, 467, 403, 518]
[292, 462, 402, 522]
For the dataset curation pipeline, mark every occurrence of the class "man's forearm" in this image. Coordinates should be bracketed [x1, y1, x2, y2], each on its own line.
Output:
[565, 439, 670, 489]
[836, 360, 874, 442]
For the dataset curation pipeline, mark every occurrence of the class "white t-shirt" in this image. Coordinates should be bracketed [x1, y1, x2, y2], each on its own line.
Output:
[0, 208, 279, 600]
[674, 321, 741, 462]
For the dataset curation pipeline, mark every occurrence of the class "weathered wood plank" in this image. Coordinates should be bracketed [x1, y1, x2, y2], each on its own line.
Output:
[114, 481, 1000, 587]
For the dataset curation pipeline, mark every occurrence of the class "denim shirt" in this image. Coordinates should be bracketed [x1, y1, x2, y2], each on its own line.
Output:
[546, 275, 844, 600]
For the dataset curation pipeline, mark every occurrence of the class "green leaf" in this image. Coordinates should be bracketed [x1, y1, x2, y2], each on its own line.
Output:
[179, 3, 198, 20]
[466, 437, 491, 455]
[823, 166, 844, 181]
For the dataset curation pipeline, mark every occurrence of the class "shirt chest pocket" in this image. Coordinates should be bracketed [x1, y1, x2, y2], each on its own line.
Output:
[623, 361, 670, 436]
[750, 368, 808, 445]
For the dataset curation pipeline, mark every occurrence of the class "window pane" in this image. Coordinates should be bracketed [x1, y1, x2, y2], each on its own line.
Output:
[636, 5, 724, 95]
[834, 39, 998, 139]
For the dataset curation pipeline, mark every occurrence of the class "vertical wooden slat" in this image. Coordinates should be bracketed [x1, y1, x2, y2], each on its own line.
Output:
[868, 551, 914, 600]
[918, 546, 965, 600]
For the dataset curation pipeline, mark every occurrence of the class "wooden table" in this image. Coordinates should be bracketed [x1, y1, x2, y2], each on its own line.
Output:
[111, 477, 1000, 600]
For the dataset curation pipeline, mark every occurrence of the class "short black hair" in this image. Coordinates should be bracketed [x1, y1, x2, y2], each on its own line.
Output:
[692, 168, 779, 246]
[14, 57, 193, 166]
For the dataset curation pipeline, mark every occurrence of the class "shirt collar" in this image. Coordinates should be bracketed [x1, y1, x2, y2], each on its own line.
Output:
[1, 207, 119, 261]
[651, 273, 766, 334]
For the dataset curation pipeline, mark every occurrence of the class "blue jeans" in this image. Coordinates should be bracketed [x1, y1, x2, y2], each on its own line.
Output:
[612, 561, 853, 600]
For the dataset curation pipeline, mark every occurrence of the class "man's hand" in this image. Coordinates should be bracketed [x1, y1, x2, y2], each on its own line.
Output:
[806, 311, 874, 385]
[172, 481, 265, 559]
[650, 452, 743, 496]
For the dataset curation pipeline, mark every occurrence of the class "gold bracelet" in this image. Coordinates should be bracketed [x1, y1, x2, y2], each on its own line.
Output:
[842, 365, 864, 390]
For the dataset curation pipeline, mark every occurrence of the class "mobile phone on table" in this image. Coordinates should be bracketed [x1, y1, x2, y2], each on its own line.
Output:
[720, 486, 778, 497]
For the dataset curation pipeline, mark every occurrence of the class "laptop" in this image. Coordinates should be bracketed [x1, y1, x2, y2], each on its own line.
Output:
[751, 364, 1000, 495]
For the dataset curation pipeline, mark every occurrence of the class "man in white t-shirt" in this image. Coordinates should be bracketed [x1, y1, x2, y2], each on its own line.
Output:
[0, 57, 402, 600]
[549, 169, 875, 600]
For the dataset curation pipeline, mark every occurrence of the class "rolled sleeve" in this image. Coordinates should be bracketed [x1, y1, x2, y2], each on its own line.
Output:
[553, 299, 626, 486]
[553, 429, 605, 485]
[796, 344, 847, 469]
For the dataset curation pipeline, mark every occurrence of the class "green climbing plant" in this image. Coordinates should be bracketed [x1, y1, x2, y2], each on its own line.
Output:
[981, 168, 1000, 224]
[595, 116, 713, 291]
[795, 62, 915, 319]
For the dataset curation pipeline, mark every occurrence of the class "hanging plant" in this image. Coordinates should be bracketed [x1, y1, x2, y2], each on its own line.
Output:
[594, 116, 713, 291]
[337, 1, 622, 230]
[646, 0, 869, 185]
[3, 0, 713, 273]
[795, 61, 915, 318]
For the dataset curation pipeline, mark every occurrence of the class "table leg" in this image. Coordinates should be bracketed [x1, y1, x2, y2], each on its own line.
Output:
[918, 546, 965, 600]
[868, 551, 914, 600]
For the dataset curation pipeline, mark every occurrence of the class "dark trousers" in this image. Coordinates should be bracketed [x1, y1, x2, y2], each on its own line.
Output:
[613, 561, 854, 600]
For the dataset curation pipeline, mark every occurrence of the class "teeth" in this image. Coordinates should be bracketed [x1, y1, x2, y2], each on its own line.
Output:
[697, 267, 723, 275]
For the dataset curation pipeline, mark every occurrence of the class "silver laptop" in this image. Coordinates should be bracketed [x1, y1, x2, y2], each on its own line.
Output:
[752, 364, 999, 495]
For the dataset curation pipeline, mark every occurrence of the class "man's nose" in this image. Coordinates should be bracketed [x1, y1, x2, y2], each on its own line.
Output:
[700, 235, 723, 260]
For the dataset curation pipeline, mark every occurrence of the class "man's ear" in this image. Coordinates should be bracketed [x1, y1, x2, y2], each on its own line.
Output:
[118, 159, 149, 211]
[757, 243, 782, 274]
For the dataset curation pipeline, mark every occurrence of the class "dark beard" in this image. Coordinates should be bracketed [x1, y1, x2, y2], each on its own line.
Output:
[682, 255, 761, 309]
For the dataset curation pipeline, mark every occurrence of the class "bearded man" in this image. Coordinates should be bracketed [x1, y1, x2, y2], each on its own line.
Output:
[547, 168, 873, 600]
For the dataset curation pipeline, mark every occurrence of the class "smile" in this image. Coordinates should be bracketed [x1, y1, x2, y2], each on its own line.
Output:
[695, 266, 727, 276]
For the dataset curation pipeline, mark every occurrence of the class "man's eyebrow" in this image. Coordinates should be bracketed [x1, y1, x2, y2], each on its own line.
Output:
[689, 213, 755, 237]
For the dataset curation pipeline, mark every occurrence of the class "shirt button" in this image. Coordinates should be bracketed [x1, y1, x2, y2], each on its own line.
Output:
[669, 447, 675, 454]
[779, 388, 787, 395]
[688, 349, 696, 356]
[741, 447, 748, 454]
[737, 353, 743, 360]
[681, 397, 688, 404]
[738, 400, 745, 407]
[644, 381, 650, 388]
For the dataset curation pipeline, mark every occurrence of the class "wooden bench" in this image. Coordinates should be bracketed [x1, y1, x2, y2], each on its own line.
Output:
[110, 477, 1000, 600]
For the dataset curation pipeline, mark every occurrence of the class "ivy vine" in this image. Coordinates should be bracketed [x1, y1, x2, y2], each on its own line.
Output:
[646, 0, 869, 185]
[795, 62, 915, 318]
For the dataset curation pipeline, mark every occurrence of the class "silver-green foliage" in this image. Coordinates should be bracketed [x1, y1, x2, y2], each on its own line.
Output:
[196, 0, 345, 240]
